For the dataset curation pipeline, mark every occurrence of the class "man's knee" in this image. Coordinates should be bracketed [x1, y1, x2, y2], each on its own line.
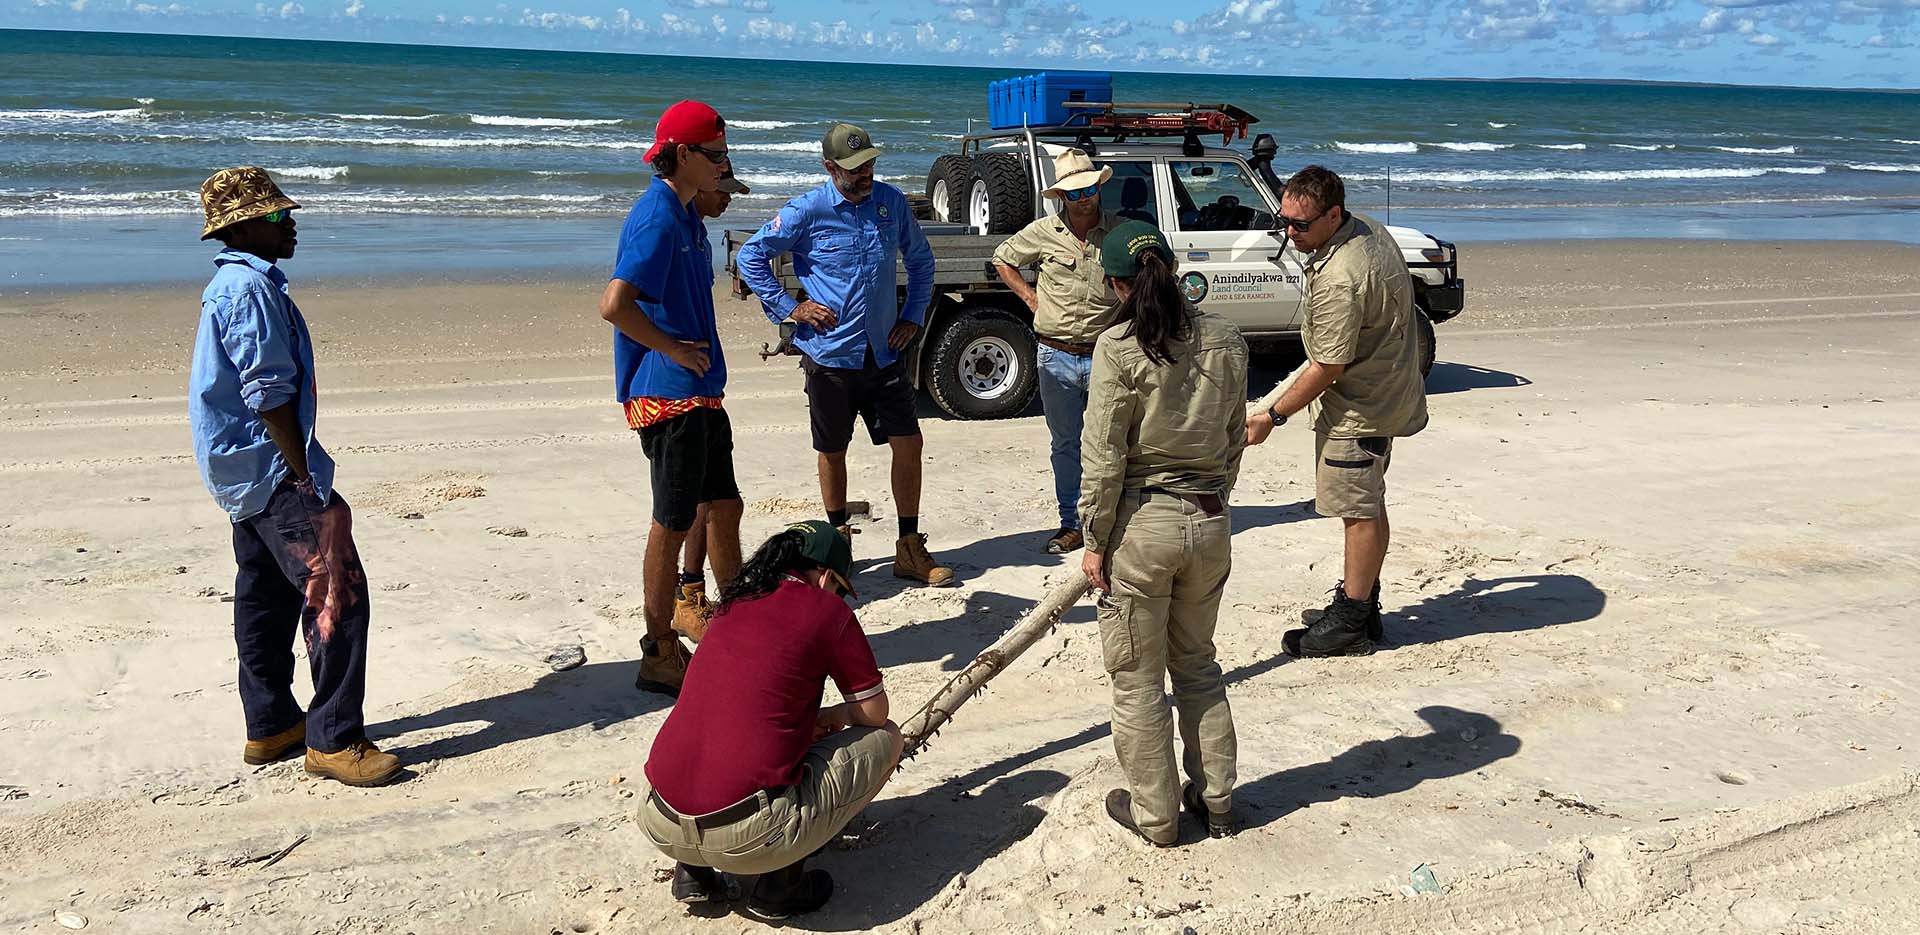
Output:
[649, 520, 694, 545]
[889, 433, 924, 457]
[705, 498, 745, 522]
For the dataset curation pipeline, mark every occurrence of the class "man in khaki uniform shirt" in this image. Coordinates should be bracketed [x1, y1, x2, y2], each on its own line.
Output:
[993, 149, 1125, 555]
[1245, 165, 1428, 658]
[1080, 221, 1247, 846]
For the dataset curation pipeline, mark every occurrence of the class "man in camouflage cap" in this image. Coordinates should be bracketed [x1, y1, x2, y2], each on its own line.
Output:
[189, 166, 401, 787]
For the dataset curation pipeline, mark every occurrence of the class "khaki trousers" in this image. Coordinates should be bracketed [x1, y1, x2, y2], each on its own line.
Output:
[638, 725, 894, 876]
[1097, 490, 1238, 843]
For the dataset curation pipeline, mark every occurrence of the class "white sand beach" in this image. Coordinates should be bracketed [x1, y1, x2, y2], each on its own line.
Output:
[3, 239, 1919, 934]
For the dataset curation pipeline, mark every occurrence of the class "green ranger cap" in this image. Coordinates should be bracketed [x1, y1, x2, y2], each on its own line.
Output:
[1101, 220, 1174, 278]
[787, 519, 857, 597]
[822, 122, 881, 170]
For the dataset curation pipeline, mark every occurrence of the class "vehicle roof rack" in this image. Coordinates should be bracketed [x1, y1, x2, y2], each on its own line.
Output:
[1060, 101, 1258, 144]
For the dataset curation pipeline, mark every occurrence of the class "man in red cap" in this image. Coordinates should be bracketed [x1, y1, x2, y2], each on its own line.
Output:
[597, 100, 744, 696]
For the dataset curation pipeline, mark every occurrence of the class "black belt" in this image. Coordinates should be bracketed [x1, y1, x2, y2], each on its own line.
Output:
[649, 789, 767, 830]
[1139, 487, 1225, 517]
[1037, 336, 1096, 356]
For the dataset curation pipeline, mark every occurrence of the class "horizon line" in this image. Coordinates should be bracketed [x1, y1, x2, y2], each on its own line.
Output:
[3, 25, 1914, 94]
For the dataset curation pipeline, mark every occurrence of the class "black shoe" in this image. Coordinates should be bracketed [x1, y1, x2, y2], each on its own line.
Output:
[1301, 580, 1384, 642]
[1182, 781, 1235, 839]
[671, 863, 737, 904]
[1104, 789, 1174, 847]
[746, 863, 834, 921]
[1284, 590, 1377, 658]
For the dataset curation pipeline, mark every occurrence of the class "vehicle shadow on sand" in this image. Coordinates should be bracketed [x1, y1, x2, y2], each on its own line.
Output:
[1426, 360, 1531, 395]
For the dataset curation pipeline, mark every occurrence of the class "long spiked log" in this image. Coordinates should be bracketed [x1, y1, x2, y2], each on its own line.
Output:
[900, 573, 1092, 758]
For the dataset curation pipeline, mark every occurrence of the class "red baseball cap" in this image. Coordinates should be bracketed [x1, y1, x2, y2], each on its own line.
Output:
[645, 100, 725, 162]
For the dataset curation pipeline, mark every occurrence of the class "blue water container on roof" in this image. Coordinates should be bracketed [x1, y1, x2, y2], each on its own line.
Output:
[1030, 71, 1111, 127]
[988, 71, 1111, 129]
[987, 75, 1030, 129]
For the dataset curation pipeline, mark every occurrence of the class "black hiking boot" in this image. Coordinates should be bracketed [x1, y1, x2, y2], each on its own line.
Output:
[1299, 580, 1384, 642]
[1182, 781, 1235, 839]
[671, 863, 737, 904]
[746, 861, 834, 921]
[1284, 589, 1377, 658]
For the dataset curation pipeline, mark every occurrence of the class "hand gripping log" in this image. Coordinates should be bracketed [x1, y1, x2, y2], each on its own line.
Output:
[899, 573, 1093, 759]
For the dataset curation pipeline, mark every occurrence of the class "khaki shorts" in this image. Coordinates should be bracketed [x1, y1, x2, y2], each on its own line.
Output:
[638, 725, 896, 876]
[1314, 433, 1393, 519]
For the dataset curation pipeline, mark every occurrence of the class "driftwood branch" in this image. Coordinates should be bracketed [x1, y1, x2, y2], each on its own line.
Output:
[900, 574, 1092, 759]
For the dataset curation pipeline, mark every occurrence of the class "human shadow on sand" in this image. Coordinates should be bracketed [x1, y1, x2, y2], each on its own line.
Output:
[1237, 705, 1520, 829]
[371, 661, 669, 765]
[855, 499, 1319, 587]
[1382, 574, 1603, 647]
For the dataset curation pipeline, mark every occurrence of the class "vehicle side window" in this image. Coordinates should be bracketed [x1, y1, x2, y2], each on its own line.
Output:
[1099, 160, 1158, 227]
[1169, 161, 1276, 232]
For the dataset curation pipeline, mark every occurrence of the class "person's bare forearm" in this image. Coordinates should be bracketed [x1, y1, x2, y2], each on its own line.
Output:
[258, 403, 309, 480]
[993, 262, 1038, 310]
[1265, 360, 1344, 418]
[601, 303, 683, 355]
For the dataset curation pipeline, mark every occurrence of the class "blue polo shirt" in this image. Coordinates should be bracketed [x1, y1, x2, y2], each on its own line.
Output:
[610, 177, 724, 401]
[736, 180, 934, 370]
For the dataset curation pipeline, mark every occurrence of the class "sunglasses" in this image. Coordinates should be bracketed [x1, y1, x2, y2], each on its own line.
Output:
[1277, 207, 1329, 233]
[1062, 184, 1100, 202]
[686, 142, 730, 164]
[261, 209, 291, 223]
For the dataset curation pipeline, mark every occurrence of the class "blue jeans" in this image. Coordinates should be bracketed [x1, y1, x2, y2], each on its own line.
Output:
[1037, 344, 1094, 530]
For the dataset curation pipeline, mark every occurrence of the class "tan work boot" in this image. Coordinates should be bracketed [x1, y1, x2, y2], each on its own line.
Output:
[894, 533, 955, 587]
[304, 740, 401, 787]
[635, 636, 689, 696]
[673, 581, 714, 643]
[243, 721, 306, 765]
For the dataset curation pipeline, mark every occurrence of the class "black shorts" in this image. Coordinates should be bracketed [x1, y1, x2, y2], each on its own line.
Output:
[803, 352, 920, 453]
[637, 407, 741, 531]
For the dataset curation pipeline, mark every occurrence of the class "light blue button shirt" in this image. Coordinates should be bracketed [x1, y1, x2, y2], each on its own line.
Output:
[737, 180, 934, 369]
[189, 250, 335, 522]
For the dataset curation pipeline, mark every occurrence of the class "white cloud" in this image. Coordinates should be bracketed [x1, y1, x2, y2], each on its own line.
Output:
[280, 1, 304, 16]
[132, 2, 186, 13]
[344, 0, 362, 16]
[1748, 30, 1783, 43]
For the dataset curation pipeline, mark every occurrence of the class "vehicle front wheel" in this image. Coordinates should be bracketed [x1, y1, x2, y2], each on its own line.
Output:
[1415, 307, 1436, 379]
[924, 308, 1037, 420]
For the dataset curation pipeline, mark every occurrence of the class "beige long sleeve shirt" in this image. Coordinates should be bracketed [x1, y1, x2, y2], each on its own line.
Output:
[991, 211, 1125, 344]
[1078, 309, 1250, 554]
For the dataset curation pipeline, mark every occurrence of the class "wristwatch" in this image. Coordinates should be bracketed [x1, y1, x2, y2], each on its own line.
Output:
[1267, 404, 1288, 427]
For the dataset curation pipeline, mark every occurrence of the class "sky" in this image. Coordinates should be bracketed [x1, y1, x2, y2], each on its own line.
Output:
[4, 0, 1917, 89]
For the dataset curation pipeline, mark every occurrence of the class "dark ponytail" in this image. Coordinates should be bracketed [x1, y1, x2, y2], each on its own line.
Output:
[715, 528, 814, 614]
[1113, 249, 1192, 366]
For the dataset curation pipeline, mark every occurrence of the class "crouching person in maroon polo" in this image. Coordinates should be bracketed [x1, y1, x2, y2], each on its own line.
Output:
[640, 521, 904, 920]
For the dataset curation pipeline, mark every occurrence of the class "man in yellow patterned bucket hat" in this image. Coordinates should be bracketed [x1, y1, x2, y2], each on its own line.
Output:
[189, 167, 402, 788]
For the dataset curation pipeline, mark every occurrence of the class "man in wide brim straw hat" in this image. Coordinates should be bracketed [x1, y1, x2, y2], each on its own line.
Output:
[1040, 147, 1112, 198]
[992, 147, 1125, 555]
[187, 166, 403, 788]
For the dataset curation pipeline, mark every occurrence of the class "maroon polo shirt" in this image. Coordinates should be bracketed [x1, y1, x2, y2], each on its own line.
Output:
[645, 578, 885, 815]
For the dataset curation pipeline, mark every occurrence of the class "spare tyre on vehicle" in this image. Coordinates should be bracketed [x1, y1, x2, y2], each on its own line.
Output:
[966, 152, 1032, 235]
[925, 154, 969, 223]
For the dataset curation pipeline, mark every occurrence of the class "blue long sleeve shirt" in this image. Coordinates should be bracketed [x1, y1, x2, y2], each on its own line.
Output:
[189, 250, 336, 522]
[736, 180, 935, 369]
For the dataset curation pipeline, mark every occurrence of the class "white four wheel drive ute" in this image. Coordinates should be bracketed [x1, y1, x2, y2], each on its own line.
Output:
[726, 93, 1466, 421]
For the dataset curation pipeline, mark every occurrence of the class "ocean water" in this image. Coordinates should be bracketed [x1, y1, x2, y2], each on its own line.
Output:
[3, 28, 1918, 289]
